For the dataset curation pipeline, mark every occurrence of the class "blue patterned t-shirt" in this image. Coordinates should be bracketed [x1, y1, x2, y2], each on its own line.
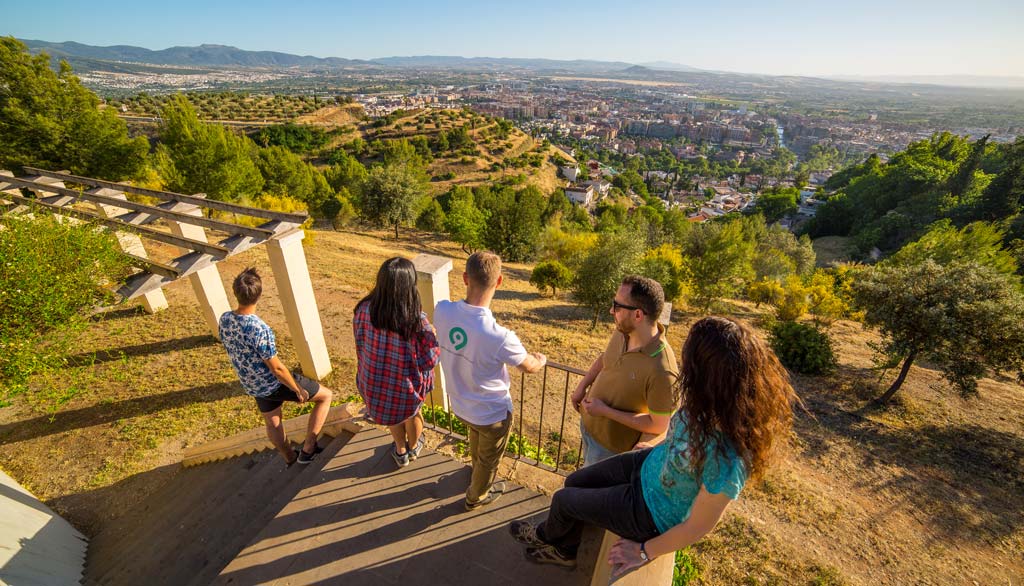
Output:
[218, 311, 280, 397]
[640, 411, 747, 533]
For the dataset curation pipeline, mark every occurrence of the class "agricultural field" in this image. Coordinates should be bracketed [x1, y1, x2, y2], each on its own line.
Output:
[107, 91, 326, 122]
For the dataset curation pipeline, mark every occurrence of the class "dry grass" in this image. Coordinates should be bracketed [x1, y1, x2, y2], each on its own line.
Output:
[1, 229, 1021, 585]
[295, 103, 364, 127]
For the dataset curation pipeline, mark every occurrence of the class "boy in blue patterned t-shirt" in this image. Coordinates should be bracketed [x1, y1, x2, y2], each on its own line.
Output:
[219, 267, 334, 466]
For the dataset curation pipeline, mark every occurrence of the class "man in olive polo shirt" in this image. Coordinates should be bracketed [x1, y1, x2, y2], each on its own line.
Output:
[571, 275, 678, 467]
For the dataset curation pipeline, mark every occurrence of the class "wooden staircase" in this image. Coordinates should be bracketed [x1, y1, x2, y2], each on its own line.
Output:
[182, 403, 364, 467]
[82, 432, 353, 586]
[81, 404, 669, 585]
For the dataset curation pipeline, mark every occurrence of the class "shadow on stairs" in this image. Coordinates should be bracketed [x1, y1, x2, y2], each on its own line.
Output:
[82, 427, 595, 586]
[215, 428, 591, 586]
[81, 432, 353, 586]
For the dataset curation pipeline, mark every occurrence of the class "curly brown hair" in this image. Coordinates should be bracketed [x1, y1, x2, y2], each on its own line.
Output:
[677, 316, 797, 482]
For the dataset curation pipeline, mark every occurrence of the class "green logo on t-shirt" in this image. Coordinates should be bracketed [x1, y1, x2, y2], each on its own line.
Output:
[449, 327, 468, 350]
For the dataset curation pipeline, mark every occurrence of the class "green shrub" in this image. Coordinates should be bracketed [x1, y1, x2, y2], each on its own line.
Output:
[530, 260, 573, 296]
[421, 405, 557, 467]
[415, 200, 447, 233]
[673, 547, 703, 585]
[0, 214, 131, 405]
[769, 321, 838, 375]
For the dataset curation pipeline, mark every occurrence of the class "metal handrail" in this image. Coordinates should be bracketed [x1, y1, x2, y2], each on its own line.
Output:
[423, 360, 586, 475]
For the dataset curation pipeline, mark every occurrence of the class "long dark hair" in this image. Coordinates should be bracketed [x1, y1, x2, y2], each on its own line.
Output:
[357, 257, 423, 339]
[676, 316, 797, 482]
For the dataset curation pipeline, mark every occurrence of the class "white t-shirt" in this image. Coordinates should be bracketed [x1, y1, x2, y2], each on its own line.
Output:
[433, 299, 528, 426]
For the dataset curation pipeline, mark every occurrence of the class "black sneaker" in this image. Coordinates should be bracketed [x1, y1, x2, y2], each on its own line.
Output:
[509, 520, 546, 547]
[465, 481, 506, 511]
[297, 443, 324, 465]
[525, 544, 577, 568]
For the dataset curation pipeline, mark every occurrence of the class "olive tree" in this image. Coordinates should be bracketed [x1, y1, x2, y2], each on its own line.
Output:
[852, 259, 1024, 404]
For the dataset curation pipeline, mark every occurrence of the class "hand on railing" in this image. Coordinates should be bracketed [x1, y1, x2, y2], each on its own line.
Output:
[516, 352, 547, 374]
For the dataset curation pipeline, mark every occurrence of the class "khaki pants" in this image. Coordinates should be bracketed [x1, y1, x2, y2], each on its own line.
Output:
[463, 410, 513, 503]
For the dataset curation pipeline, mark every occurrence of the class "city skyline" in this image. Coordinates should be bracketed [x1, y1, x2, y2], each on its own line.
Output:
[2, 0, 1022, 78]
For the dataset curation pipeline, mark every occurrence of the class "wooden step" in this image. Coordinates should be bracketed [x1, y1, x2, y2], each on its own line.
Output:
[182, 433, 354, 586]
[85, 434, 355, 586]
[87, 456, 264, 584]
[215, 428, 589, 586]
[182, 403, 365, 467]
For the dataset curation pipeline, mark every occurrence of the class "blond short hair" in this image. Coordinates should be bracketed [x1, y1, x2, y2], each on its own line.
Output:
[466, 251, 502, 289]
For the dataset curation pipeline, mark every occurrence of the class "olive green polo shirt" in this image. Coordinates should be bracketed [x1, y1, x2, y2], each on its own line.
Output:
[581, 324, 679, 453]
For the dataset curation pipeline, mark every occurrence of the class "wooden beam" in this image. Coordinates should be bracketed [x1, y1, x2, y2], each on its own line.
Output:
[123, 253, 182, 279]
[23, 167, 309, 224]
[116, 251, 215, 299]
[0, 176, 275, 239]
[2, 192, 230, 258]
[182, 403, 366, 467]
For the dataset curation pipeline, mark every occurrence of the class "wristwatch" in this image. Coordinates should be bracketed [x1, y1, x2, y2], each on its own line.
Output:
[639, 541, 649, 563]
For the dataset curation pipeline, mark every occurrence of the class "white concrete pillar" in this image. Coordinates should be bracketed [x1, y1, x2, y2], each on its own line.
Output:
[266, 230, 332, 379]
[589, 531, 674, 585]
[163, 201, 232, 339]
[412, 254, 453, 410]
[89, 187, 169, 314]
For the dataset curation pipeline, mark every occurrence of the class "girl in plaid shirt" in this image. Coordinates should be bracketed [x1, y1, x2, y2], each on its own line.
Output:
[354, 257, 441, 468]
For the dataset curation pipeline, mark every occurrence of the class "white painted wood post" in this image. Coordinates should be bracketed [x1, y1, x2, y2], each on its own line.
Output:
[265, 229, 332, 379]
[163, 201, 232, 339]
[87, 187, 169, 314]
[589, 531, 674, 585]
[411, 254, 453, 411]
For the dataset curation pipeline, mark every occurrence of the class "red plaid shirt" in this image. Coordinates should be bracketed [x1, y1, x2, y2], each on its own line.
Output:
[354, 302, 440, 426]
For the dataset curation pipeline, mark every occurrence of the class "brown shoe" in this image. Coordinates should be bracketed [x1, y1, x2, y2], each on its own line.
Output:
[465, 481, 506, 511]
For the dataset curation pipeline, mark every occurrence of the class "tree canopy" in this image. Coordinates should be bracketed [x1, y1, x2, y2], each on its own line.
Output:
[360, 162, 427, 239]
[852, 259, 1024, 403]
[156, 95, 264, 202]
[0, 37, 148, 179]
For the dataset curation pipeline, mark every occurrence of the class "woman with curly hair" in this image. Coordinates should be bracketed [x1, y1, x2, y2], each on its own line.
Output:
[354, 257, 441, 468]
[510, 316, 798, 576]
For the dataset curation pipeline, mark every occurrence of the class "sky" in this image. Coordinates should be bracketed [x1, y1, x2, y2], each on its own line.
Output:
[2, 0, 1022, 78]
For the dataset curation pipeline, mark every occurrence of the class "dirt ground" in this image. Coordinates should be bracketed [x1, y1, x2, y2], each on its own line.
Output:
[1, 228, 1021, 585]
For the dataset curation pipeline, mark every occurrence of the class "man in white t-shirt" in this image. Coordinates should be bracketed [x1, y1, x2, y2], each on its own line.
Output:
[434, 251, 546, 511]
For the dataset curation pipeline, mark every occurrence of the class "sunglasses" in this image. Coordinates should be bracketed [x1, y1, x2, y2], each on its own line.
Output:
[611, 299, 643, 313]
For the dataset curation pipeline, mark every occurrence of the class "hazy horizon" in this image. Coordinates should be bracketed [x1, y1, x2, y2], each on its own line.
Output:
[4, 0, 1022, 79]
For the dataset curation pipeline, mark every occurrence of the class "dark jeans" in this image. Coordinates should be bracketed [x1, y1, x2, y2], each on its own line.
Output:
[538, 448, 660, 557]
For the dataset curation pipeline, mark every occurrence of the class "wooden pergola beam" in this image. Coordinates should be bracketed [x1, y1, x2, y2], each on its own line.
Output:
[22, 167, 309, 224]
[2, 192, 230, 258]
[124, 253, 182, 279]
[1, 176, 275, 239]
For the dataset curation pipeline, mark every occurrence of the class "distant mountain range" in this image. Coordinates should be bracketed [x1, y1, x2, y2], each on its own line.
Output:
[828, 74, 1024, 89]
[20, 39, 1024, 89]
[21, 40, 362, 68]
[20, 39, 662, 73]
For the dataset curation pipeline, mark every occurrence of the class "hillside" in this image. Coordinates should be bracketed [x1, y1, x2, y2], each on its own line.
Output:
[0, 228, 1020, 585]
[346, 108, 564, 195]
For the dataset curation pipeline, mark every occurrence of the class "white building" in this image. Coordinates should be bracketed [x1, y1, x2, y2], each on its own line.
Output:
[582, 179, 612, 197]
[565, 184, 595, 206]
